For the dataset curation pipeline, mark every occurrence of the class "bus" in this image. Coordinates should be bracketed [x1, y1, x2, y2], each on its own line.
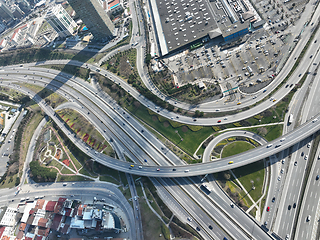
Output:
[288, 114, 293, 124]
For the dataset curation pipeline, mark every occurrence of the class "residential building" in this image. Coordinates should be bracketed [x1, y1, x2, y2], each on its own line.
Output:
[45, 4, 76, 38]
[0, 1, 14, 20]
[67, 0, 115, 41]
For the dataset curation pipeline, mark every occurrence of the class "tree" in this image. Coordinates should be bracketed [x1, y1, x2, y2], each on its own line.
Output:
[145, 54, 152, 65]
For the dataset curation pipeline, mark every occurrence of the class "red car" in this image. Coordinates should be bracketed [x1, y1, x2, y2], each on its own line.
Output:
[217, 120, 221, 123]
[267, 207, 270, 212]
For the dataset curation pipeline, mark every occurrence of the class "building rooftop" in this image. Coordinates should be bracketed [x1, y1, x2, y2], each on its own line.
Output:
[153, 0, 219, 54]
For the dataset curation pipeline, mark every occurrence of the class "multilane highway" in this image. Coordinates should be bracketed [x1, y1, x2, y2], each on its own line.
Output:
[1, 71, 320, 177]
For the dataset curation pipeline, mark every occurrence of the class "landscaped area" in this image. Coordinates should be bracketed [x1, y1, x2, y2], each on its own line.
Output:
[55, 108, 115, 156]
[221, 141, 256, 158]
[214, 139, 266, 217]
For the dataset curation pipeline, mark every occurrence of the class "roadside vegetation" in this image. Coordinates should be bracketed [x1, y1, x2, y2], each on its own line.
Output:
[0, 91, 44, 188]
[30, 117, 125, 184]
[41, 64, 90, 81]
[55, 108, 115, 157]
[214, 139, 266, 217]
[20, 83, 67, 108]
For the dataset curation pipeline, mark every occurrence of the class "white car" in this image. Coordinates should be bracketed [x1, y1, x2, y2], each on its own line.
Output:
[278, 176, 281, 181]
[307, 143, 311, 148]
[305, 155, 308, 160]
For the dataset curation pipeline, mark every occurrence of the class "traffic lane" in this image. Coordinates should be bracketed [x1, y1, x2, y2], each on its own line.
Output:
[190, 175, 271, 238]
[2, 61, 313, 127]
[176, 177, 250, 240]
[203, 130, 268, 162]
[159, 178, 227, 240]
[276, 140, 311, 237]
[3, 77, 320, 176]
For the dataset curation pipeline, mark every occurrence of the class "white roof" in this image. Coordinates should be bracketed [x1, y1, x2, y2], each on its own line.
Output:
[70, 218, 84, 229]
[21, 202, 36, 223]
[0, 207, 17, 227]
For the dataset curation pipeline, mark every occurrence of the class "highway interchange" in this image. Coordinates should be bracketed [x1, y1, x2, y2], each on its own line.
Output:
[0, 0, 320, 239]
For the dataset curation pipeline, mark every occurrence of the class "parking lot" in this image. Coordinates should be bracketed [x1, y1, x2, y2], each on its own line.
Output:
[164, 25, 293, 93]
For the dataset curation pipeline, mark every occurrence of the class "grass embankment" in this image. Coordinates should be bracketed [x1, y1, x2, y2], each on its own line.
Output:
[55, 108, 115, 156]
[0, 98, 45, 188]
[29, 118, 122, 184]
[221, 141, 255, 158]
[20, 83, 67, 108]
[221, 141, 265, 202]
[41, 64, 90, 81]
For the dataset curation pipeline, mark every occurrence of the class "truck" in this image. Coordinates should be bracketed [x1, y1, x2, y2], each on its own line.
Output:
[288, 114, 293, 124]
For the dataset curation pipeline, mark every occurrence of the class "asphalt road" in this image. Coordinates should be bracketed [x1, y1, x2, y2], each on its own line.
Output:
[202, 130, 268, 163]
[1, 75, 320, 177]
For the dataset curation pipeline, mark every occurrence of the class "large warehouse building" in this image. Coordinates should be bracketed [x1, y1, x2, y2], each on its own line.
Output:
[150, 0, 258, 56]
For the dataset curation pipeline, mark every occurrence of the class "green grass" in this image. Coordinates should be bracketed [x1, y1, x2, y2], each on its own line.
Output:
[127, 104, 213, 156]
[46, 159, 63, 170]
[100, 175, 120, 185]
[57, 175, 93, 182]
[60, 167, 74, 174]
[139, 198, 168, 240]
[221, 141, 255, 158]
[244, 124, 283, 141]
[231, 160, 265, 202]
[120, 172, 128, 186]
[0, 173, 19, 189]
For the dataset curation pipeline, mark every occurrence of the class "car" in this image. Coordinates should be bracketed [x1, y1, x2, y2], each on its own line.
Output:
[156, 168, 160, 171]
[263, 89, 267, 93]
[285, 84, 289, 88]
[282, 159, 285, 164]
[286, 234, 290, 240]
[267, 144, 273, 148]
[187, 217, 192, 221]
[267, 206, 270, 212]
[290, 84, 293, 87]
[228, 161, 234, 164]
[281, 169, 284, 174]
[310, 55, 313, 58]
[272, 197, 275, 203]
[312, 118, 318, 123]
[288, 205, 291, 210]
[294, 161, 297, 166]
[208, 225, 213, 230]
[217, 120, 221, 123]
[293, 203, 296, 208]
[196, 227, 200, 231]
[273, 99, 277, 102]
[301, 152, 304, 156]
[280, 138, 286, 142]
[144, 159, 147, 162]
[138, 166, 142, 169]
[307, 143, 311, 148]
[237, 102, 241, 105]
[193, 119, 197, 121]
[316, 175, 319, 180]
[224, 117, 228, 120]
[299, 73, 302, 77]
[307, 215, 311, 221]
[315, 40, 318, 43]
[230, 203, 234, 208]
[275, 144, 281, 148]
[184, 169, 189, 173]
[172, 168, 176, 171]
[278, 176, 281, 181]
[305, 155, 308, 160]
